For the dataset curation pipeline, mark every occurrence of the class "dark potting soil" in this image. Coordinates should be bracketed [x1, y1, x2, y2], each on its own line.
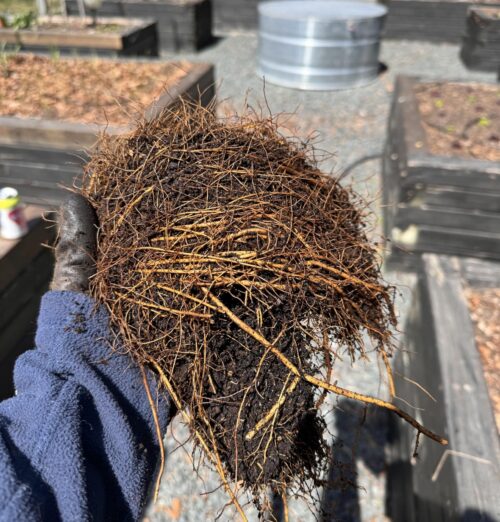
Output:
[193, 298, 327, 487]
[467, 288, 500, 433]
[415, 82, 500, 162]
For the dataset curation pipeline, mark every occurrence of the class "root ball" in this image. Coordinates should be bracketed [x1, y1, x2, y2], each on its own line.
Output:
[82, 102, 397, 515]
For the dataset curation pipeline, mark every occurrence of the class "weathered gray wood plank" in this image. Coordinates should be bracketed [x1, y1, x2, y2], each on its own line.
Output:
[387, 254, 500, 520]
[390, 203, 500, 233]
[0, 143, 87, 166]
[383, 75, 500, 267]
[380, 0, 500, 42]
[64, 0, 212, 51]
[390, 223, 500, 259]
[0, 16, 157, 55]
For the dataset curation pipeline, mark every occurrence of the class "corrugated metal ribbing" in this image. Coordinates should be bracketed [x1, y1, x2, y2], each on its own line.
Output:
[258, 1, 387, 90]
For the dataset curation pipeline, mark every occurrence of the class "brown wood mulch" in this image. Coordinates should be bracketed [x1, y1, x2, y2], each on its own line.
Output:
[0, 54, 192, 126]
[415, 82, 500, 162]
[466, 288, 500, 433]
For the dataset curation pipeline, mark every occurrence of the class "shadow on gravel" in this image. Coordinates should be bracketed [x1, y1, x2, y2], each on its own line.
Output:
[320, 399, 388, 522]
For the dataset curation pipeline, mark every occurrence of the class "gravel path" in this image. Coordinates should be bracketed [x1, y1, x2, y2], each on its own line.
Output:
[144, 36, 496, 522]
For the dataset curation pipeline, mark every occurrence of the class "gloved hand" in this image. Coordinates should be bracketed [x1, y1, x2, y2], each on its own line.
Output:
[0, 193, 171, 522]
[51, 194, 98, 293]
[51, 191, 176, 427]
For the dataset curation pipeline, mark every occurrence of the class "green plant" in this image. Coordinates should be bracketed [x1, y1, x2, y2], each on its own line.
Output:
[0, 10, 36, 29]
[10, 10, 35, 29]
[478, 117, 491, 127]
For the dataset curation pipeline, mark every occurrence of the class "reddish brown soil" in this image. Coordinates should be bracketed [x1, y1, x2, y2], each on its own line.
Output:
[0, 54, 192, 125]
[467, 288, 500, 433]
[415, 82, 500, 162]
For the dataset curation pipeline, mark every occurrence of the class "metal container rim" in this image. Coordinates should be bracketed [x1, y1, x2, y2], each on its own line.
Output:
[258, 1, 388, 22]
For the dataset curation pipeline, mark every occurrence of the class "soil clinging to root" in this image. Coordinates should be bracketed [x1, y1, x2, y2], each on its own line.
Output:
[82, 101, 443, 518]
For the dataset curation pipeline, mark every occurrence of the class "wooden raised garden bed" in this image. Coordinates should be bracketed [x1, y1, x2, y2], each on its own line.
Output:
[0, 206, 55, 400]
[64, 0, 212, 52]
[0, 55, 215, 207]
[461, 7, 500, 71]
[386, 254, 500, 521]
[380, 0, 500, 43]
[211, 0, 259, 34]
[0, 15, 158, 56]
[382, 75, 500, 270]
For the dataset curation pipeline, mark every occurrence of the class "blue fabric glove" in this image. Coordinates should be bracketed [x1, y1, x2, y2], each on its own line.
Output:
[0, 290, 170, 522]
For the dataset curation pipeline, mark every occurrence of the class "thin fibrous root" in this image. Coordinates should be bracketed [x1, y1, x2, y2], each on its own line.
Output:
[154, 283, 219, 311]
[381, 349, 396, 398]
[117, 293, 212, 319]
[139, 365, 164, 503]
[282, 489, 289, 522]
[246, 374, 301, 441]
[146, 357, 248, 522]
[115, 186, 154, 229]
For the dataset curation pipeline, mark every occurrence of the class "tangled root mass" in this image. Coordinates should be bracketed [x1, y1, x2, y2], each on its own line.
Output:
[82, 101, 398, 515]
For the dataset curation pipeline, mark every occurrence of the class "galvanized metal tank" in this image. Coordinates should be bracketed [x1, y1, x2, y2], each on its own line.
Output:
[258, 1, 387, 90]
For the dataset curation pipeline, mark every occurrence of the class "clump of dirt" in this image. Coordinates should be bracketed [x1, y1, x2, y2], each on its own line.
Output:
[0, 54, 190, 125]
[81, 102, 443, 516]
[415, 82, 500, 162]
